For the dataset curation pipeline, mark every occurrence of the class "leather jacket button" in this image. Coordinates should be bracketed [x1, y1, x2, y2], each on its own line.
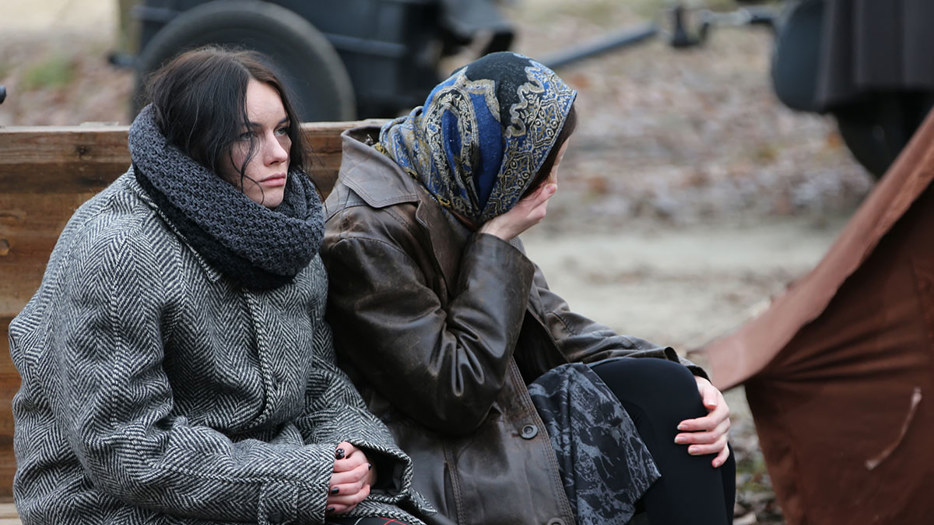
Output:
[520, 424, 539, 439]
[546, 519, 566, 525]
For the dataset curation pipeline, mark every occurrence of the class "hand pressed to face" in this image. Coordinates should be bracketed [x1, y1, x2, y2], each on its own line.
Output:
[327, 442, 377, 515]
[675, 377, 732, 468]
[478, 182, 556, 241]
[220, 79, 292, 208]
[478, 140, 569, 241]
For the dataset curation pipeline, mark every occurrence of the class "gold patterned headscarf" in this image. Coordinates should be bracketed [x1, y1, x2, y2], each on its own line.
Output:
[378, 52, 577, 225]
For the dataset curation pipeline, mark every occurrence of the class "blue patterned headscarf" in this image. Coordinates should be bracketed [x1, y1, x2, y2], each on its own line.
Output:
[378, 52, 577, 225]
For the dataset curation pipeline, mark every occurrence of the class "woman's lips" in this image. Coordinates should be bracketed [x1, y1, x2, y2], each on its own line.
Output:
[261, 173, 287, 187]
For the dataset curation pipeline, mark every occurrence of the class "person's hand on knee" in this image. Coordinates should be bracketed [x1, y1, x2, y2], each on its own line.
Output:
[674, 377, 731, 468]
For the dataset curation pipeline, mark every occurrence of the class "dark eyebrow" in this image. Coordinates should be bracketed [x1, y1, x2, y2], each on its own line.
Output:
[245, 116, 290, 129]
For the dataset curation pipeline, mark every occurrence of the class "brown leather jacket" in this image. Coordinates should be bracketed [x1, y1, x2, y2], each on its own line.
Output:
[321, 127, 700, 525]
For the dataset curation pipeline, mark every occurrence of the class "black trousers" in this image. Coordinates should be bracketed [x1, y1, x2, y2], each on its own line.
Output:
[592, 358, 736, 525]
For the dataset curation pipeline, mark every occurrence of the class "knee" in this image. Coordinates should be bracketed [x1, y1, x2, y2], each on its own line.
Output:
[593, 358, 704, 419]
[642, 359, 702, 400]
[595, 357, 698, 394]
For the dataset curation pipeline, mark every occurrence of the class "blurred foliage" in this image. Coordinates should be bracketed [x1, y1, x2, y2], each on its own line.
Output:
[21, 53, 75, 91]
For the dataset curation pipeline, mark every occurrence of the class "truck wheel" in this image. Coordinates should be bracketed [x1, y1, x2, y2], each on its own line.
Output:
[833, 92, 934, 179]
[133, 0, 355, 122]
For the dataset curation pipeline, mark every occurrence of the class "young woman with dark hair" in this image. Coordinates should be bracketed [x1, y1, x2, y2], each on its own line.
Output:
[145, 47, 308, 206]
[9, 46, 429, 525]
[321, 52, 736, 525]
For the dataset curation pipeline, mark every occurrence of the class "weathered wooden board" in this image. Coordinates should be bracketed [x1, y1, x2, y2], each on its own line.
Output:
[0, 501, 19, 524]
[0, 119, 379, 501]
[0, 122, 364, 193]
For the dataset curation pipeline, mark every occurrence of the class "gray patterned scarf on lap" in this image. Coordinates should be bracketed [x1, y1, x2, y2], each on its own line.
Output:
[128, 104, 323, 291]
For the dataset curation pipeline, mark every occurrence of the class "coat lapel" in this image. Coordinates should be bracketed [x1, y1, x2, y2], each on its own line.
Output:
[339, 127, 465, 298]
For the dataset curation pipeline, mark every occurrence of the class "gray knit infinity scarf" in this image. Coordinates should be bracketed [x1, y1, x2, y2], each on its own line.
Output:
[128, 104, 323, 291]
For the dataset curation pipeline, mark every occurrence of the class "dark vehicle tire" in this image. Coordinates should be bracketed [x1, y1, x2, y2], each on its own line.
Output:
[833, 92, 934, 179]
[133, 0, 355, 122]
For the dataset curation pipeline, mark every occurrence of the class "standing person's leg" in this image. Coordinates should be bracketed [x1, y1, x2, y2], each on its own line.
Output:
[592, 358, 736, 525]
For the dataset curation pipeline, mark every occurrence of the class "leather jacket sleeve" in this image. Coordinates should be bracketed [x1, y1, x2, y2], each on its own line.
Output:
[324, 231, 537, 436]
[524, 263, 708, 379]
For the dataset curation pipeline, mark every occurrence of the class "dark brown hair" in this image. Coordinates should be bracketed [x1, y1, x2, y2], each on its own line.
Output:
[524, 104, 577, 196]
[145, 46, 307, 178]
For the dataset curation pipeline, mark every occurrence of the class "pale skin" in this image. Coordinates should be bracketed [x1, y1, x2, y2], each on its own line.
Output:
[220, 79, 377, 513]
[327, 442, 378, 514]
[479, 139, 732, 469]
[219, 79, 292, 209]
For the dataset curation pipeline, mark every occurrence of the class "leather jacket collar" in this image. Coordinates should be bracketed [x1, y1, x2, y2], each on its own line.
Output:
[336, 126, 423, 210]
[330, 126, 468, 296]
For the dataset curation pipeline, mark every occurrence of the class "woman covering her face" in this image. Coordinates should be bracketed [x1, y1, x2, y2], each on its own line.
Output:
[322, 51, 736, 525]
[9, 47, 430, 525]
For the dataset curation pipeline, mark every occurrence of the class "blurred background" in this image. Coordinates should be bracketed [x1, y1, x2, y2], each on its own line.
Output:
[0, 0, 897, 523]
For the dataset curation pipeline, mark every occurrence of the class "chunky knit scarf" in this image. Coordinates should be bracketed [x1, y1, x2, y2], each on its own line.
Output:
[128, 104, 323, 291]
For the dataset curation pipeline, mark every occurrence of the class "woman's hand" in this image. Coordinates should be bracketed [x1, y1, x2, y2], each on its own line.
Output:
[675, 377, 731, 468]
[326, 442, 377, 515]
[478, 183, 557, 241]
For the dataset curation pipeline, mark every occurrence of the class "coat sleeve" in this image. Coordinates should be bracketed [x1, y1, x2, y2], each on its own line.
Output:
[45, 229, 337, 524]
[525, 260, 709, 379]
[323, 231, 536, 435]
[293, 311, 420, 503]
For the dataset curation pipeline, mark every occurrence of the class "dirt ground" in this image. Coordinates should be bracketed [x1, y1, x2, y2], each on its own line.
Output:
[1, 1, 876, 523]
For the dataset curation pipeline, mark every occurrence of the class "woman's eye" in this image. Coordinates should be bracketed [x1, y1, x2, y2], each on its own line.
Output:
[238, 131, 254, 141]
[276, 126, 291, 136]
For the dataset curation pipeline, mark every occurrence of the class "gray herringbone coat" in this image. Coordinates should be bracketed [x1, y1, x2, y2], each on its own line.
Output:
[8, 173, 428, 524]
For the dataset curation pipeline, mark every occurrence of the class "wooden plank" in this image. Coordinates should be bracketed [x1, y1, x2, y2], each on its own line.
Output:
[0, 120, 383, 194]
[0, 317, 15, 504]
[1, 319, 21, 499]
[0, 127, 130, 193]
[0, 501, 19, 524]
[0, 193, 95, 317]
[0, 502, 18, 519]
